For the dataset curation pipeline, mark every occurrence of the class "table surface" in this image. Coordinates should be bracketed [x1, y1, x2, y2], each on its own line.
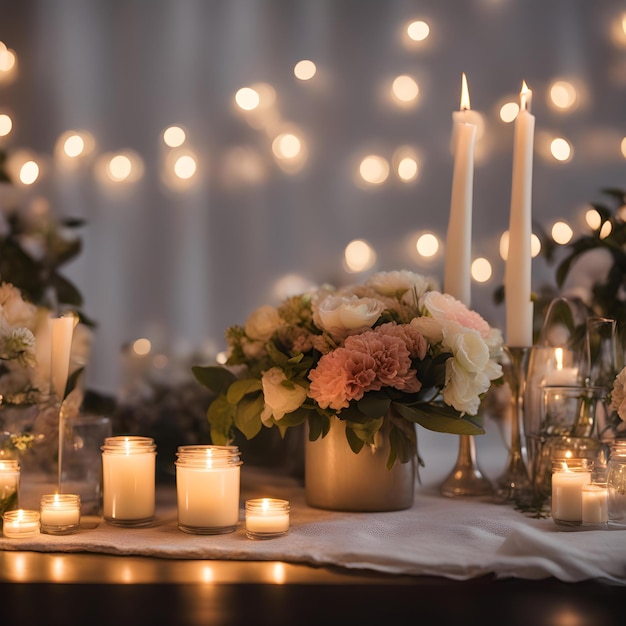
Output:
[2, 426, 625, 626]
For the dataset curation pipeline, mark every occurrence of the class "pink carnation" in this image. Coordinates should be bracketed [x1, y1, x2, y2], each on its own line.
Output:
[308, 325, 423, 411]
[375, 322, 428, 359]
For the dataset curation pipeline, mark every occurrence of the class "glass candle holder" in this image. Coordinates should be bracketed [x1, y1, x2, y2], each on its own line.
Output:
[581, 483, 608, 528]
[551, 458, 593, 526]
[101, 436, 157, 527]
[607, 441, 626, 529]
[2, 509, 40, 538]
[175, 445, 242, 535]
[40, 494, 81, 535]
[245, 498, 290, 539]
[0, 460, 20, 523]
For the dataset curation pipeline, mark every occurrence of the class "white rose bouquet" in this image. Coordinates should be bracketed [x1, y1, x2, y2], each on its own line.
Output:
[193, 271, 504, 468]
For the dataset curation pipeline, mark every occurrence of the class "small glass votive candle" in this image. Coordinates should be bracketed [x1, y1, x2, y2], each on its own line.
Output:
[551, 458, 593, 526]
[101, 436, 157, 527]
[581, 483, 608, 528]
[40, 494, 81, 535]
[2, 509, 40, 538]
[175, 445, 242, 535]
[245, 498, 290, 539]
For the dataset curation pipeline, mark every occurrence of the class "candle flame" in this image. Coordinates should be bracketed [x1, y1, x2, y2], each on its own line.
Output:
[262, 498, 270, 512]
[555, 347, 564, 371]
[460, 72, 471, 111]
[520, 81, 532, 112]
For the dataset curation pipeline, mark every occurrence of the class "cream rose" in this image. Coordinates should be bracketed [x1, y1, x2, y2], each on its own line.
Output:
[315, 295, 384, 334]
[260, 367, 308, 425]
[244, 305, 282, 341]
[366, 270, 435, 300]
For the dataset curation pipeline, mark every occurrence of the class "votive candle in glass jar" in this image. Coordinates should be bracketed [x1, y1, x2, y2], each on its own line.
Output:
[101, 436, 156, 527]
[2, 509, 40, 538]
[581, 483, 608, 527]
[175, 445, 242, 534]
[607, 441, 626, 529]
[551, 458, 592, 526]
[0, 460, 20, 519]
[40, 494, 81, 535]
[245, 498, 290, 539]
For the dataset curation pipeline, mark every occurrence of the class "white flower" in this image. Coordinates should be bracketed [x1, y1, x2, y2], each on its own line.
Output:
[610, 367, 626, 422]
[244, 305, 283, 342]
[0, 282, 38, 330]
[260, 367, 308, 425]
[366, 270, 436, 301]
[314, 295, 384, 335]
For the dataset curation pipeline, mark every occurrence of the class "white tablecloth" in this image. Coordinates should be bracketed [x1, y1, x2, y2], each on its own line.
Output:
[1, 427, 625, 585]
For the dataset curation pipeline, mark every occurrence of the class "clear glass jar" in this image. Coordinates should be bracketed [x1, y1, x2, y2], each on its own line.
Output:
[40, 493, 81, 535]
[101, 436, 157, 527]
[0, 460, 20, 522]
[175, 445, 242, 534]
[607, 441, 626, 529]
[245, 498, 290, 539]
[551, 458, 593, 526]
[2, 509, 40, 538]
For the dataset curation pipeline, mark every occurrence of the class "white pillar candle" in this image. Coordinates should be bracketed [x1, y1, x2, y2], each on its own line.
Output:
[175, 445, 242, 534]
[444, 73, 477, 307]
[543, 347, 579, 386]
[505, 82, 535, 347]
[40, 494, 81, 534]
[101, 436, 156, 527]
[552, 460, 592, 524]
[245, 498, 290, 539]
[2, 509, 40, 538]
[582, 484, 608, 525]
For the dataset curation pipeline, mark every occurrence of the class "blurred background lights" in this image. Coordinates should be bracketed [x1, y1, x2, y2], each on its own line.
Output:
[471, 257, 492, 282]
[54, 130, 95, 163]
[344, 239, 376, 272]
[235, 87, 260, 111]
[272, 273, 315, 300]
[359, 155, 389, 185]
[108, 155, 132, 181]
[610, 12, 626, 47]
[407, 20, 430, 41]
[0, 46, 16, 72]
[19, 160, 39, 185]
[550, 137, 572, 162]
[0, 113, 12, 136]
[64, 134, 85, 157]
[551, 221, 574, 244]
[620, 137, 626, 158]
[416, 232, 439, 257]
[600, 220, 613, 239]
[549, 80, 577, 110]
[393, 146, 420, 182]
[163, 125, 186, 148]
[392, 75, 419, 104]
[174, 154, 197, 179]
[132, 338, 152, 356]
[531, 233, 541, 257]
[294, 59, 317, 81]
[272, 133, 301, 160]
[585, 208, 602, 230]
[499, 101, 519, 123]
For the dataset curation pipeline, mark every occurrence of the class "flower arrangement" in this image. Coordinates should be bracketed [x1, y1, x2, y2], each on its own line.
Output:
[193, 271, 504, 468]
[608, 367, 626, 439]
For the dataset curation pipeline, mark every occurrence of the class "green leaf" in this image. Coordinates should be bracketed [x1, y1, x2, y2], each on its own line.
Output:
[345, 416, 384, 446]
[356, 392, 391, 418]
[345, 426, 366, 454]
[192, 365, 237, 395]
[307, 412, 330, 441]
[207, 394, 236, 445]
[234, 394, 264, 440]
[394, 402, 484, 435]
[227, 378, 262, 404]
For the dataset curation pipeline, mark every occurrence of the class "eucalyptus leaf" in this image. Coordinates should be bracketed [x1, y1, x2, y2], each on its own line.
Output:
[192, 365, 237, 395]
[207, 394, 236, 445]
[227, 378, 262, 404]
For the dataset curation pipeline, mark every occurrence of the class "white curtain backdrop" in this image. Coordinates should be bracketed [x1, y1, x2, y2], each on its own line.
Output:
[1, 0, 625, 395]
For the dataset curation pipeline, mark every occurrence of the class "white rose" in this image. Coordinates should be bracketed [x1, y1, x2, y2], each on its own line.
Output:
[260, 367, 308, 425]
[244, 305, 282, 341]
[444, 325, 490, 374]
[315, 295, 384, 334]
[443, 359, 491, 416]
[366, 270, 434, 300]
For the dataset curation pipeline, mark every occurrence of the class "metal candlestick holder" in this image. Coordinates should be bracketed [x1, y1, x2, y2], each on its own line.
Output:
[440, 434, 494, 498]
[496, 345, 532, 501]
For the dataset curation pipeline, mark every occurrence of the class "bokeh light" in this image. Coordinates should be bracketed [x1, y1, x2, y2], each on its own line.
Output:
[499, 101, 519, 123]
[407, 20, 430, 41]
[163, 125, 186, 148]
[174, 154, 197, 179]
[499, 231, 541, 260]
[344, 239, 376, 272]
[358, 155, 389, 185]
[549, 80, 577, 111]
[19, 160, 39, 185]
[132, 338, 152, 356]
[294, 60, 317, 81]
[471, 257, 492, 282]
[0, 113, 12, 137]
[235, 87, 260, 111]
[391, 75, 419, 104]
[393, 146, 421, 183]
[551, 221, 574, 244]
[600, 220, 613, 239]
[585, 208, 602, 230]
[550, 137, 572, 162]
[416, 232, 439, 257]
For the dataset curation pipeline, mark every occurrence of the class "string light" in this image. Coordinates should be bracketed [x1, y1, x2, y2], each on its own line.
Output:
[163, 125, 186, 148]
[416, 233, 439, 257]
[344, 239, 376, 272]
[294, 60, 317, 81]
